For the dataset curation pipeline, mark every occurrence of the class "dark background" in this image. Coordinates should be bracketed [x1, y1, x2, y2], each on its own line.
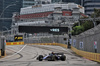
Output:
[14, 35, 23, 41]
[19, 26, 68, 34]
[0, 0, 23, 31]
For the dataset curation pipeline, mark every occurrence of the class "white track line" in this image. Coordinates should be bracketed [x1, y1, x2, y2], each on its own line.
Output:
[1, 45, 27, 59]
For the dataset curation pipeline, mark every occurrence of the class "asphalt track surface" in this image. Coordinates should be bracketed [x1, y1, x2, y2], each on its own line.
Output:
[0, 45, 100, 66]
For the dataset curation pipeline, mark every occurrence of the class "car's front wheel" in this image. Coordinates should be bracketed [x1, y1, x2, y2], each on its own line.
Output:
[38, 55, 43, 61]
[60, 55, 66, 61]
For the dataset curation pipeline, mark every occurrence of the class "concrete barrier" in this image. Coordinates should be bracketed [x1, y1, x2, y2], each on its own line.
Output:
[71, 46, 100, 62]
[26, 43, 68, 48]
[6, 42, 24, 45]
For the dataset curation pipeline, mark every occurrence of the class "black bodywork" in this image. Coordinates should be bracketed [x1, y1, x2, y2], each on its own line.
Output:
[37, 53, 66, 61]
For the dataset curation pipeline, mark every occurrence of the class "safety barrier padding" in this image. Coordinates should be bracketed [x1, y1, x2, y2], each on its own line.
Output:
[71, 46, 100, 62]
[0, 50, 1, 56]
[0, 50, 6, 57]
[26, 43, 67, 48]
[6, 42, 24, 45]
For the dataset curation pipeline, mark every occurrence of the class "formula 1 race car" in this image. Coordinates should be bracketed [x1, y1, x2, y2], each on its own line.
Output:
[37, 52, 66, 61]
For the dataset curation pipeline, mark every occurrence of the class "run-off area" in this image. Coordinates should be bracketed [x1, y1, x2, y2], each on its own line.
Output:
[0, 45, 99, 66]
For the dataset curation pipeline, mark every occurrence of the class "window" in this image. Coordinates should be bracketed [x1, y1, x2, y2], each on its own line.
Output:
[24, 3, 34, 5]
[65, 13, 69, 16]
[24, 0, 34, 1]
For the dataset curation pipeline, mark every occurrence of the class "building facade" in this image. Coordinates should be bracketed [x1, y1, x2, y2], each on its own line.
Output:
[11, 3, 86, 34]
[23, 0, 51, 7]
[0, 0, 23, 31]
[63, 0, 82, 5]
[51, 0, 82, 5]
[52, 0, 100, 15]
[83, 0, 100, 15]
[23, 0, 36, 7]
[19, 3, 84, 22]
[51, 0, 61, 3]
[0, 0, 3, 30]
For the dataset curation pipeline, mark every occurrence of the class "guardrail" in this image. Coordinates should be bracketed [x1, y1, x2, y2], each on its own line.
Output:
[71, 46, 100, 62]
[6, 42, 24, 45]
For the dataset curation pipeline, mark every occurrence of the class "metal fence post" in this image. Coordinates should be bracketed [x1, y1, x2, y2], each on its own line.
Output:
[0, 36, 6, 56]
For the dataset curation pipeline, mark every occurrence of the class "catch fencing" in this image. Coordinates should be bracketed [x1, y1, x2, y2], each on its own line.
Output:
[71, 24, 100, 62]
[24, 35, 68, 44]
[71, 24, 100, 53]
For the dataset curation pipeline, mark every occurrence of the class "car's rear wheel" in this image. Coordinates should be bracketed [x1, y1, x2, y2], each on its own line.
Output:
[61, 55, 66, 61]
[38, 55, 43, 61]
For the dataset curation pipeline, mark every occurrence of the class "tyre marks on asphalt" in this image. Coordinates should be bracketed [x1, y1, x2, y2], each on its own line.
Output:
[0, 48, 24, 61]
[0, 45, 98, 66]
[29, 45, 98, 65]
[31, 45, 73, 55]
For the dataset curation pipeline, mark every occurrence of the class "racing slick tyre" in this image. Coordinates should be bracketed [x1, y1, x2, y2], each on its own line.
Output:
[60, 55, 66, 61]
[38, 55, 43, 61]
